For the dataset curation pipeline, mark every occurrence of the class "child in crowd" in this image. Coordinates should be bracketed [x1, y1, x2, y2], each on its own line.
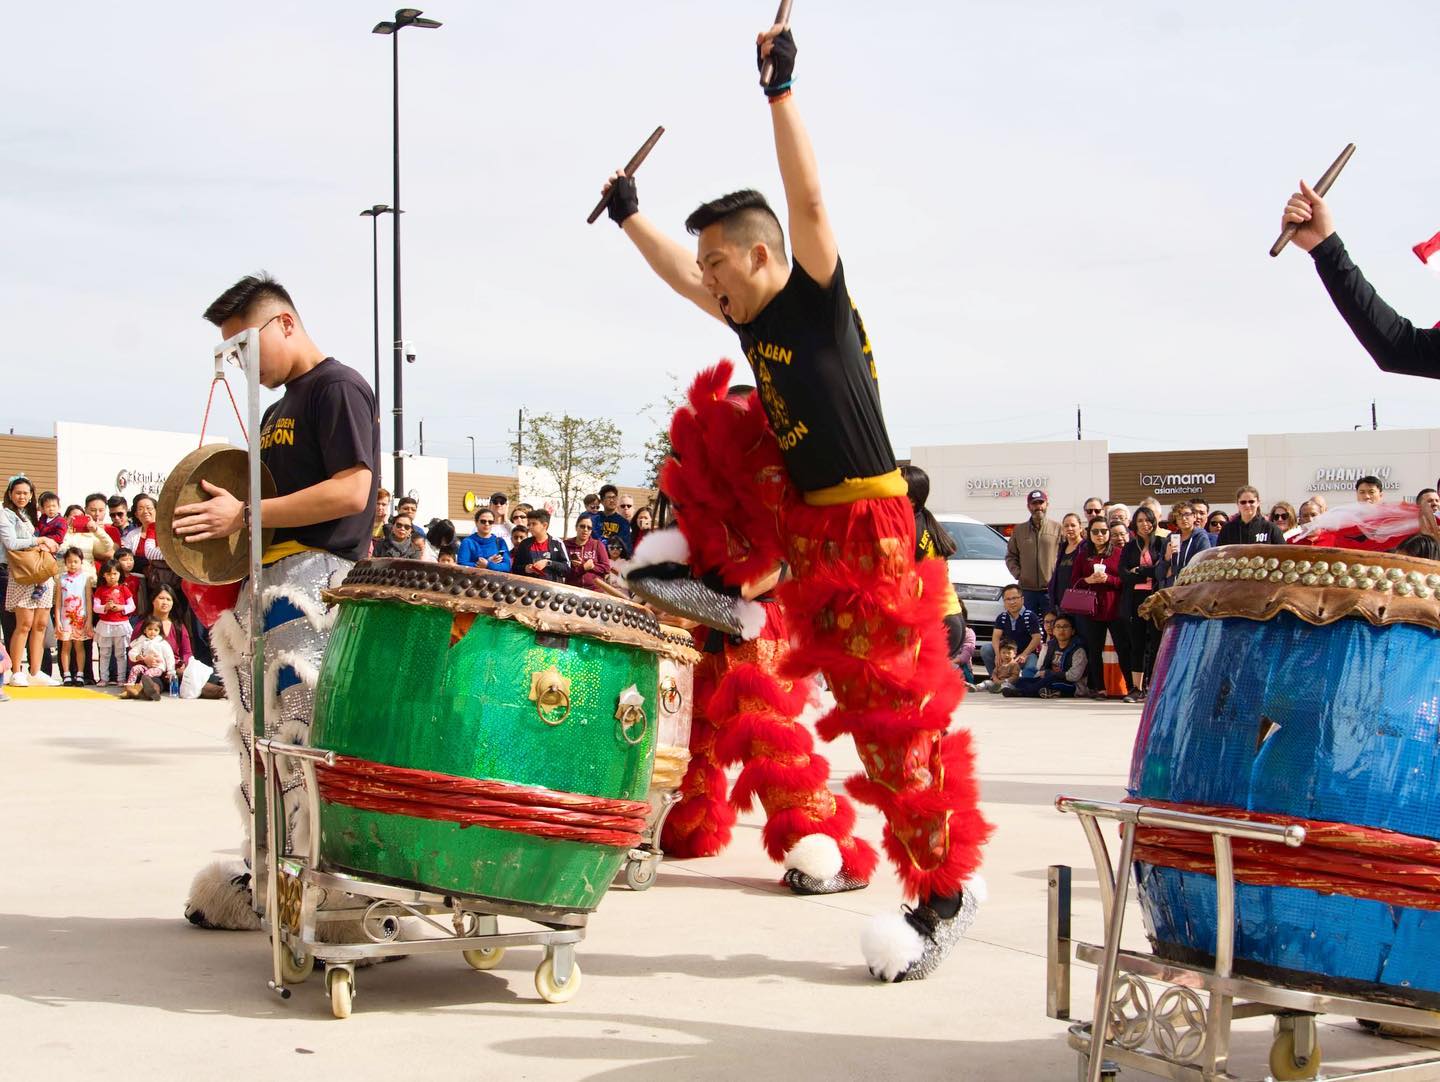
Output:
[954, 599, 977, 683]
[123, 618, 176, 699]
[436, 542, 459, 565]
[92, 559, 135, 686]
[1041, 610, 1056, 645]
[1004, 614, 1088, 698]
[36, 491, 68, 548]
[972, 640, 1021, 693]
[510, 524, 530, 547]
[54, 547, 93, 686]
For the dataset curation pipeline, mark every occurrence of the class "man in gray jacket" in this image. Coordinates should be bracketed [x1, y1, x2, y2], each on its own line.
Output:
[1005, 489, 1061, 615]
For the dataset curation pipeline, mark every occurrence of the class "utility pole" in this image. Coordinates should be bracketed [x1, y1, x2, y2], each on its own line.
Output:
[1372, 400, 1378, 431]
[516, 408, 525, 467]
[419, 418, 425, 456]
[1076, 405, 1082, 441]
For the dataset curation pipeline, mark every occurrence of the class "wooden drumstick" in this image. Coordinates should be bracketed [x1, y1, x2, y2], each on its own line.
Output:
[587, 126, 666, 225]
[1269, 142, 1356, 257]
[759, 0, 795, 87]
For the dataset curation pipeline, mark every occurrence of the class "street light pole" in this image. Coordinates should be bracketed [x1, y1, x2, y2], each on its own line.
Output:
[358, 204, 395, 431]
[372, 7, 441, 497]
[467, 435, 476, 474]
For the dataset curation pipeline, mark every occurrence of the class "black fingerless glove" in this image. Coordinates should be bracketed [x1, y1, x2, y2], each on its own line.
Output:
[757, 29, 796, 97]
[607, 175, 639, 226]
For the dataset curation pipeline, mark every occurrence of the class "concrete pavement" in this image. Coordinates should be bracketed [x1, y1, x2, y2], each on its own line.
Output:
[2, 685, 1434, 1080]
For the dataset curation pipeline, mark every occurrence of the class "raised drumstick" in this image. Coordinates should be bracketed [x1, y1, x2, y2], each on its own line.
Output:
[759, 0, 795, 86]
[587, 126, 666, 225]
[1270, 143, 1356, 257]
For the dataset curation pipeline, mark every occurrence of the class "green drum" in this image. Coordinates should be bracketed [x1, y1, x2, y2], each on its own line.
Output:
[310, 559, 700, 912]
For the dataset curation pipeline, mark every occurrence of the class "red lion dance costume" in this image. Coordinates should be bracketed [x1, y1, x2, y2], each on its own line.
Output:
[653, 362, 992, 981]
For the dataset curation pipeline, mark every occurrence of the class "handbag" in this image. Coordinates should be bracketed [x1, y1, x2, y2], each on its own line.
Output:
[7, 545, 58, 586]
[1060, 585, 1098, 617]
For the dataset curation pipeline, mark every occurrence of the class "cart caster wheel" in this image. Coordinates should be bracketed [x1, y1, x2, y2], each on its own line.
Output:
[279, 946, 314, 984]
[1269, 1029, 1321, 1080]
[624, 859, 656, 891]
[534, 956, 582, 1003]
[327, 968, 354, 1019]
[463, 947, 505, 971]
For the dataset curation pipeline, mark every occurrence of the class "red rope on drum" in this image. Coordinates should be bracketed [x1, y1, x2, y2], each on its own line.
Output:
[316, 755, 651, 849]
[1128, 798, 1440, 912]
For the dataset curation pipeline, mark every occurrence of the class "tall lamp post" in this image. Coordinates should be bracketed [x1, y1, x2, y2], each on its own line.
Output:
[372, 6, 442, 497]
[466, 435, 476, 474]
[357, 204, 396, 429]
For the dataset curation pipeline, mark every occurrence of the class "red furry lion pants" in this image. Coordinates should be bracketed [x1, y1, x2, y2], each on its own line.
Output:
[662, 602, 878, 883]
[778, 494, 992, 903]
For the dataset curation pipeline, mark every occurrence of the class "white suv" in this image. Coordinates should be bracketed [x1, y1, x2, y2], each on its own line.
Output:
[935, 513, 1015, 643]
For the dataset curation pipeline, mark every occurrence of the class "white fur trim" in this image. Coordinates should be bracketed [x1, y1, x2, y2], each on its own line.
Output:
[861, 911, 926, 982]
[734, 598, 768, 642]
[783, 833, 844, 880]
[258, 581, 340, 635]
[185, 860, 262, 931]
[622, 528, 689, 573]
[964, 874, 989, 905]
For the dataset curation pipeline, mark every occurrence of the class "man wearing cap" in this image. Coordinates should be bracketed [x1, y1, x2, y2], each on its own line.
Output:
[1005, 490, 1060, 616]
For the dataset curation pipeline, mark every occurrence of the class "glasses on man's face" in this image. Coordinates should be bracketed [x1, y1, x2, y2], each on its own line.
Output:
[111, 511, 127, 519]
[1085, 507, 1103, 517]
[620, 504, 633, 510]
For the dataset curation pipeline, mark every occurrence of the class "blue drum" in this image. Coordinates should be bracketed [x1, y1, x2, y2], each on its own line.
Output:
[1132, 545, 1440, 1004]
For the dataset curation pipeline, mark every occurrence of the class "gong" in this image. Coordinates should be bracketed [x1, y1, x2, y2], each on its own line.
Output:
[156, 444, 276, 585]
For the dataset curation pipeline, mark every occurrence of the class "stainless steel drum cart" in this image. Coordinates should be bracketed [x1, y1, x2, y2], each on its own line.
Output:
[255, 739, 589, 1018]
[1047, 796, 1440, 1081]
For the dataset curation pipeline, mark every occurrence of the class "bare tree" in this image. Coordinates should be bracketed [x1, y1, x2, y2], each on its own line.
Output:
[518, 412, 627, 529]
[640, 377, 685, 489]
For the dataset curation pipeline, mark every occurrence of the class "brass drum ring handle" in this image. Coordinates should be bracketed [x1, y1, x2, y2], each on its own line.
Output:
[616, 704, 648, 746]
[530, 668, 573, 727]
[659, 676, 683, 715]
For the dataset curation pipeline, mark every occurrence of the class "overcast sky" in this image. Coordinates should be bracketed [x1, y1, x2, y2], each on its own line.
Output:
[7, 1, 1440, 482]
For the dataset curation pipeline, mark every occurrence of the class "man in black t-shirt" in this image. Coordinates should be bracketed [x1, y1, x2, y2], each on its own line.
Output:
[595, 25, 989, 983]
[175, 273, 379, 932]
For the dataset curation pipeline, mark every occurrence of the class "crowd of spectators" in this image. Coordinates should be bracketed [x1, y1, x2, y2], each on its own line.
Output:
[0, 474, 215, 701]
[370, 483, 657, 600]
[977, 475, 1438, 703]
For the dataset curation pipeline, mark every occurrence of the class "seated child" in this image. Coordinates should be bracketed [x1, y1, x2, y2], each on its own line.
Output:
[122, 618, 176, 700]
[1004, 614, 1088, 699]
[972, 640, 1021, 693]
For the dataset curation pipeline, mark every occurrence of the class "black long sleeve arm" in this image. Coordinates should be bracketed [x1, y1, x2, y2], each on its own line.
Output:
[1312, 233, 1440, 379]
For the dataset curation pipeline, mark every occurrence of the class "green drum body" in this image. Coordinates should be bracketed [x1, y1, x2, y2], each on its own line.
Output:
[310, 559, 699, 912]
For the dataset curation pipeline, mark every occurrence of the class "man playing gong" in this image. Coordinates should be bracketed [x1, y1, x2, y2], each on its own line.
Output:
[175, 274, 380, 929]
[598, 24, 991, 981]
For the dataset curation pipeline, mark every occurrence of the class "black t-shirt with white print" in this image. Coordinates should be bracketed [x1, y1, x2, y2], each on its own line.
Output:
[259, 358, 379, 563]
[729, 256, 896, 493]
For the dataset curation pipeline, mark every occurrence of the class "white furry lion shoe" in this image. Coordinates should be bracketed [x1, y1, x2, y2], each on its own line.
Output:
[781, 833, 869, 895]
[861, 878, 985, 982]
[185, 860, 262, 931]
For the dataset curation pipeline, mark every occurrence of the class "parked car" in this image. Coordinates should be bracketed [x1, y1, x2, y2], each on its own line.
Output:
[935, 513, 1014, 644]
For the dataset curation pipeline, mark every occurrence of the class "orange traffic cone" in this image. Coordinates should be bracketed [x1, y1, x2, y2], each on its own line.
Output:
[1103, 632, 1129, 698]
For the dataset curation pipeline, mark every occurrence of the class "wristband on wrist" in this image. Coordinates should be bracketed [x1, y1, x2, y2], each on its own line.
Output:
[767, 88, 793, 105]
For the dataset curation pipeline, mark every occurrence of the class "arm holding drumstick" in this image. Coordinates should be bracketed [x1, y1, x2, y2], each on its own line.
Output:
[1280, 177, 1440, 379]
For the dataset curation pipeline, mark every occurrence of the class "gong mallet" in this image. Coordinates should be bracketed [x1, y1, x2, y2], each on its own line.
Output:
[1269, 142, 1356, 257]
[759, 0, 795, 87]
[587, 126, 666, 225]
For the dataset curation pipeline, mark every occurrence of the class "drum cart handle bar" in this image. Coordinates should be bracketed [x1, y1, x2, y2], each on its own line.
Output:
[1056, 797, 1306, 847]
[255, 739, 337, 767]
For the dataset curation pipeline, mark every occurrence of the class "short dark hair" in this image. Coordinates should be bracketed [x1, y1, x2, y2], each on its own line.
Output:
[527, 508, 551, 526]
[685, 190, 788, 262]
[438, 541, 460, 559]
[1001, 584, 1022, 597]
[584, 493, 600, 505]
[85, 492, 107, 507]
[62, 546, 83, 561]
[998, 641, 1018, 653]
[1417, 488, 1438, 502]
[1357, 475, 1383, 490]
[203, 273, 298, 328]
[38, 490, 59, 506]
[599, 484, 618, 499]
[397, 496, 417, 509]
[1053, 615, 1075, 632]
[107, 495, 127, 510]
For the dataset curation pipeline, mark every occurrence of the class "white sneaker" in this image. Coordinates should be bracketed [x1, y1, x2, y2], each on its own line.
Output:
[10, 670, 29, 688]
[30, 671, 59, 687]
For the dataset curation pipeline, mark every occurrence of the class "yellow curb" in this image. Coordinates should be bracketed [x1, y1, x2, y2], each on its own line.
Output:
[4, 686, 113, 701]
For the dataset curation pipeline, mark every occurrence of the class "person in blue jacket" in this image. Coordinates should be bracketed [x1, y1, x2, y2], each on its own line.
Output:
[457, 506, 511, 572]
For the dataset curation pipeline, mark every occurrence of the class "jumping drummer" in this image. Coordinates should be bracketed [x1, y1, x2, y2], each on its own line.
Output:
[175, 274, 380, 930]
[598, 24, 991, 981]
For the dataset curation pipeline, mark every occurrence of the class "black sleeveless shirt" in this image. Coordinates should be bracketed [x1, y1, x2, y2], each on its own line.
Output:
[729, 257, 896, 493]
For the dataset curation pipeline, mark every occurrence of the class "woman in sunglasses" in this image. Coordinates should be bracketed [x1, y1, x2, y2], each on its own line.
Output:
[1071, 516, 1127, 698]
[1267, 501, 1297, 536]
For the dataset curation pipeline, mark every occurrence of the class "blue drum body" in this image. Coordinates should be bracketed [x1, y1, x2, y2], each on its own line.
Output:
[1131, 547, 1440, 1003]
